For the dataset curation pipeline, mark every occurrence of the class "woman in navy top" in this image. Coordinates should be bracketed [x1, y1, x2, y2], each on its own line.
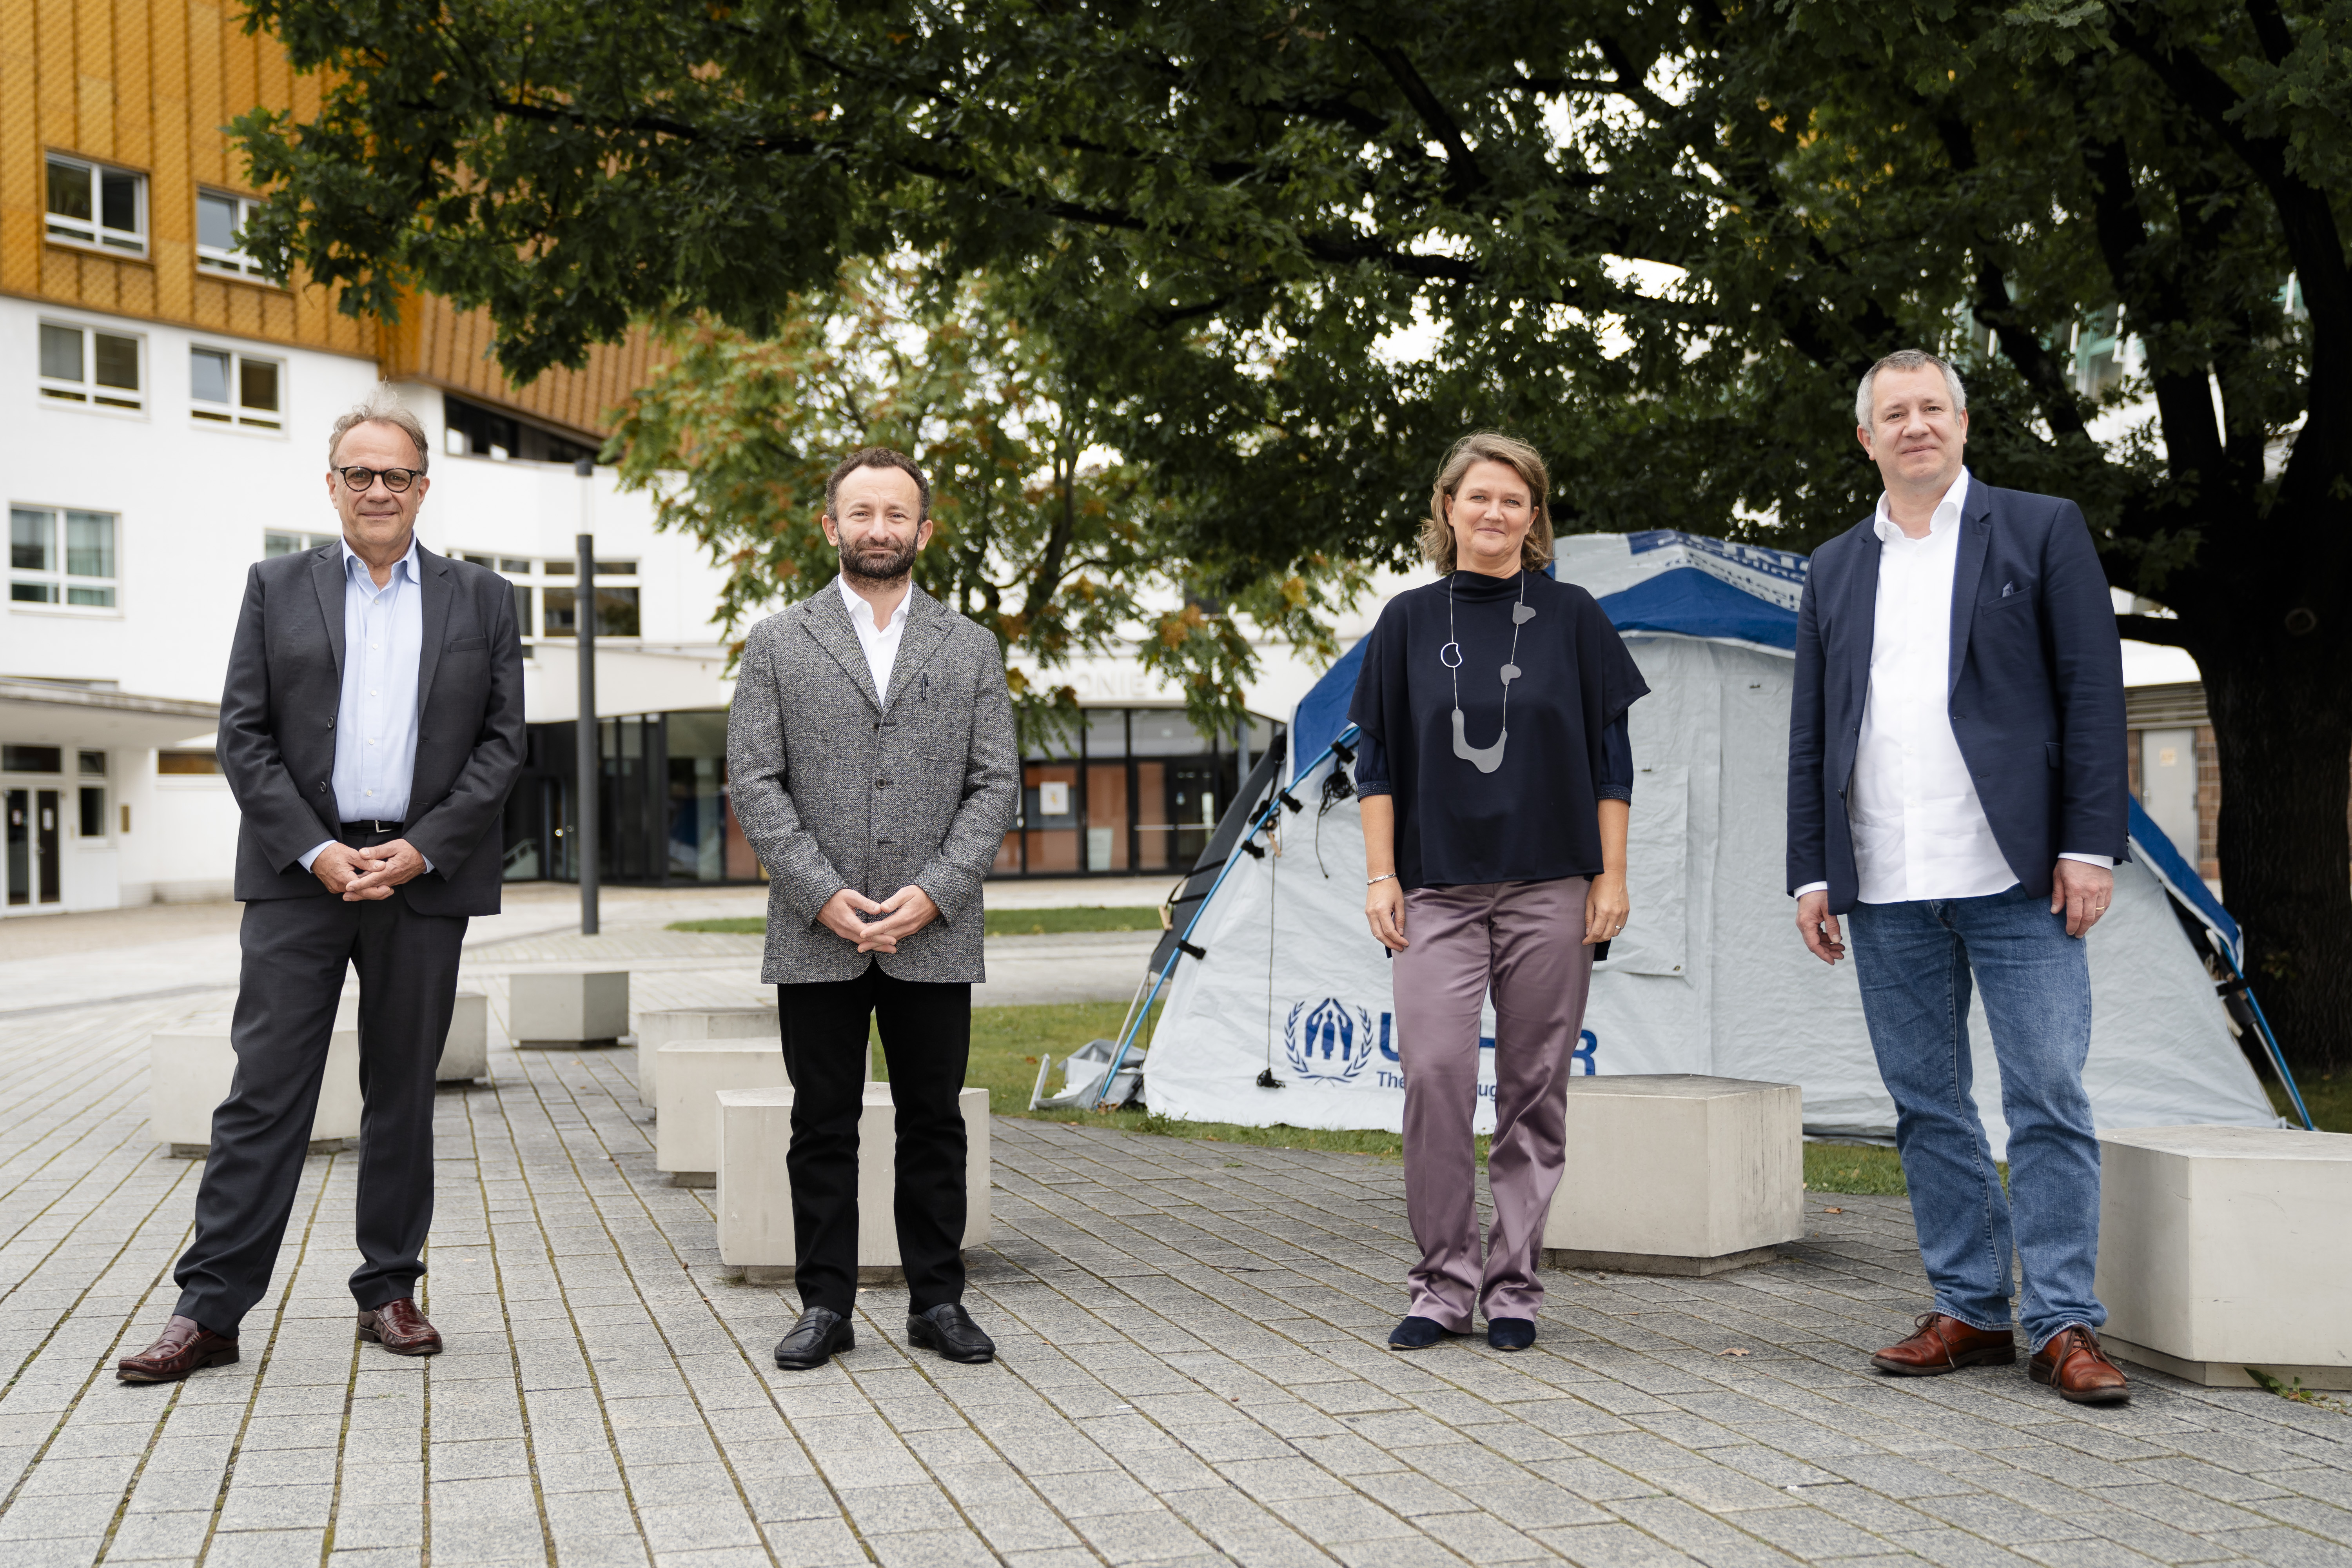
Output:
[1348, 431, 1647, 1352]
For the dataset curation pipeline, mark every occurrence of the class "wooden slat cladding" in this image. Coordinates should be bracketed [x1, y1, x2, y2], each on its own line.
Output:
[377, 291, 662, 442]
[4, 0, 655, 434]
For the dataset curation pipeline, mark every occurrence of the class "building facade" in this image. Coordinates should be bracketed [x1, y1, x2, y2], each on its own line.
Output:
[0, 0, 1293, 915]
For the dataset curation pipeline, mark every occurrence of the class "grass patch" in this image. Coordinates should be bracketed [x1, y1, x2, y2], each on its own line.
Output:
[2267, 1072, 2350, 1134]
[1804, 1142, 1909, 1196]
[878, 1000, 1470, 1161]
[668, 906, 1163, 938]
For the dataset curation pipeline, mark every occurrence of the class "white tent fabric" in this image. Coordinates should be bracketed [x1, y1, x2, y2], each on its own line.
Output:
[1143, 538, 2280, 1154]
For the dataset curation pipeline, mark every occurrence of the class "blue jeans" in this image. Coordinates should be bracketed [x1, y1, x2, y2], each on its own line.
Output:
[1848, 885, 2104, 1350]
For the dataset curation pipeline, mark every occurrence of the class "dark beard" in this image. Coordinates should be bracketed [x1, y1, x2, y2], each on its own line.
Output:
[840, 535, 919, 586]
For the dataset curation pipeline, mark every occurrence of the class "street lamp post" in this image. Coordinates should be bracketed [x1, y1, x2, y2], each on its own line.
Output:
[574, 460, 599, 936]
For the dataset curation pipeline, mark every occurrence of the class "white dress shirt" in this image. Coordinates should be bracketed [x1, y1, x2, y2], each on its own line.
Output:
[838, 573, 910, 701]
[1795, 468, 2108, 904]
[298, 535, 430, 873]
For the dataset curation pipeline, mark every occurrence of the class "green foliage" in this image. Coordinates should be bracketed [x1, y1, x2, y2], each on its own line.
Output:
[234, 0, 2352, 1063]
[605, 266, 1370, 739]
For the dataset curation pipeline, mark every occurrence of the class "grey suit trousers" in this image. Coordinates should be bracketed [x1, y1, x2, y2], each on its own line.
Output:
[173, 828, 466, 1334]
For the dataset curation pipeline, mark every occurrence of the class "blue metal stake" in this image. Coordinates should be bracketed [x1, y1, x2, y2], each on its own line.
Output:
[1091, 729, 1356, 1108]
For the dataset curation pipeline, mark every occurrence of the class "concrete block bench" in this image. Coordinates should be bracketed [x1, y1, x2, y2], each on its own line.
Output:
[151, 1024, 361, 1157]
[1541, 1074, 1803, 1276]
[715, 1084, 991, 1285]
[657, 1041, 793, 1187]
[636, 1004, 777, 1111]
[510, 970, 629, 1047]
[438, 989, 489, 1083]
[2096, 1124, 2352, 1389]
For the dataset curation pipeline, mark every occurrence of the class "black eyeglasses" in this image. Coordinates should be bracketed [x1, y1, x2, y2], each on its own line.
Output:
[336, 466, 421, 493]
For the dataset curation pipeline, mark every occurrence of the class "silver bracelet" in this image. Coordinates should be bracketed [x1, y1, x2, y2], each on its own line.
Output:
[1367, 872, 1397, 887]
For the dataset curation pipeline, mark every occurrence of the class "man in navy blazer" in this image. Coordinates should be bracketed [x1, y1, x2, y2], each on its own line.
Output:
[1788, 350, 2131, 1405]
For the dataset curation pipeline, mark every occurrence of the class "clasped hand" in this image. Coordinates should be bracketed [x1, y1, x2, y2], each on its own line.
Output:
[819, 885, 940, 953]
[311, 839, 426, 902]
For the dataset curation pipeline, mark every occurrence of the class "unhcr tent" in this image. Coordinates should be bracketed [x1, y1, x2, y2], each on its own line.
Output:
[1136, 531, 2282, 1155]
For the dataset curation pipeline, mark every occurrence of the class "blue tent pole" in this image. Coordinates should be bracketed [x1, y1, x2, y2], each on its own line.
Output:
[1090, 734, 1350, 1109]
[2223, 949, 2316, 1131]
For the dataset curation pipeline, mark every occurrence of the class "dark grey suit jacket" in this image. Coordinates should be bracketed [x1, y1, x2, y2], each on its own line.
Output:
[218, 540, 527, 916]
[726, 580, 1019, 984]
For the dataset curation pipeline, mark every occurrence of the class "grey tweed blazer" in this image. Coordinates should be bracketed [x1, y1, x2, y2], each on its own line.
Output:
[726, 579, 1019, 984]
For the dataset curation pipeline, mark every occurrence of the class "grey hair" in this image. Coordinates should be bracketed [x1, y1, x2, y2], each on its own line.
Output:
[327, 385, 430, 473]
[1855, 350, 1967, 429]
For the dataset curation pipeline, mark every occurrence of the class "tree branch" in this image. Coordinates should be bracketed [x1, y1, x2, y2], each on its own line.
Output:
[1353, 37, 1489, 201]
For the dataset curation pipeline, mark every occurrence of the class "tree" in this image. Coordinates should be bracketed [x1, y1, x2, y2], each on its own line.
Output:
[234, 0, 2352, 1071]
[604, 265, 1368, 746]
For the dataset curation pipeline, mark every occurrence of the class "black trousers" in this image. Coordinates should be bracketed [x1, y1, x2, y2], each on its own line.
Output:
[174, 830, 465, 1335]
[779, 962, 972, 1316]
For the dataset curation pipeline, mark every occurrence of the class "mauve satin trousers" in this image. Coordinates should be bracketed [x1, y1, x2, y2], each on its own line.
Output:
[1393, 877, 1594, 1328]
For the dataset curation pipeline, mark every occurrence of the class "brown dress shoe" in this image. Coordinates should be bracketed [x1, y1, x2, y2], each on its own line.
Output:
[357, 1299, 443, 1356]
[117, 1315, 238, 1383]
[1870, 1312, 2017, 1376]
[2031, 1325, 2130, 1405]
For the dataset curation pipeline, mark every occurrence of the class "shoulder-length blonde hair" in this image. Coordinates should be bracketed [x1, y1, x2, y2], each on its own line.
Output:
[1417, 432, 1555, 574]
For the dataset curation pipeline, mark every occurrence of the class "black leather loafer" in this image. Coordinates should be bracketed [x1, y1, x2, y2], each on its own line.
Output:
[906, 1303, 995, 1364]
[774, 1307, 854, 1370]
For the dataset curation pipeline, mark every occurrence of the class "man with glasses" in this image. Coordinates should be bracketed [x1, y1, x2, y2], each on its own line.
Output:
[117, 388, 525, 1383]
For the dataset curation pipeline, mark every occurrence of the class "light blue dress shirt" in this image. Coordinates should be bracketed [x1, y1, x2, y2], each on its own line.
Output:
[298, 536, 430, 873]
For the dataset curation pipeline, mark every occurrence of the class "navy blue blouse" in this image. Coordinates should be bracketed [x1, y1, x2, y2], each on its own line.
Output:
[1348, 569, 1648, 889]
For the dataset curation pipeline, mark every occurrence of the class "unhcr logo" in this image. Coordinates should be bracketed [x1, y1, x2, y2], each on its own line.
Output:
[1285, 998, 1376, 1083]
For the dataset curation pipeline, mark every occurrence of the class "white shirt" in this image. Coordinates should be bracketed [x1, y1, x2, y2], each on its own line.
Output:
[1795, 468, 2108, 904]
[298, 536, 432, 874]
[837, 574, 910, 701]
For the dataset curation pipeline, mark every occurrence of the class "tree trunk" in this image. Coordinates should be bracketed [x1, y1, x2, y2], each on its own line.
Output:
[2197, 630, 2352, 1079]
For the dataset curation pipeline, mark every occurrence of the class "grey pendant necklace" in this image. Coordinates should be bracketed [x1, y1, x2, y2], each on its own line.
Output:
[1439, 569, 1532, 775]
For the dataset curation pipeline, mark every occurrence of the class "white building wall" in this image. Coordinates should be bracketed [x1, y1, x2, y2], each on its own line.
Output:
[0, 295, 738, 914]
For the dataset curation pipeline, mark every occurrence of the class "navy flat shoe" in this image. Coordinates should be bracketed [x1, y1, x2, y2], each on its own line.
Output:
[1487, 1317, 1536, 1351]
[1387, 1315, 1461, 1350]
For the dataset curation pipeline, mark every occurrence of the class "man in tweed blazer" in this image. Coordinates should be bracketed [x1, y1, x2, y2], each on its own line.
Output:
[727, 447, 1019, 1370]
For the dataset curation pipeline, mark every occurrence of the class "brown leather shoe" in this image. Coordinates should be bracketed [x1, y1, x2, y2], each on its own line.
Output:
[1870, 1312, 2016, 1376]
[117, 1315, 238, 1383]
[357, 1299, 443, 1356]
[2030, 1325, 2130, 1405]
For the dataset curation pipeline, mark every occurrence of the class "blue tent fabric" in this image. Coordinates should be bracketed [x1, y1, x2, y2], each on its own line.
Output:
[1288, 636, 1365, 785]
[2127, 793, 2241, 965]
[1598, 567, 1799, 651]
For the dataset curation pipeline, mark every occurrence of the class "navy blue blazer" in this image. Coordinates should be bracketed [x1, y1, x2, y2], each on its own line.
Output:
[1786, 477, 2127, 912]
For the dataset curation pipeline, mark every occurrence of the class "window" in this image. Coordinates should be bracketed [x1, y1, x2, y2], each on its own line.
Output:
[2075, 307, 2126, 398]
[462, 555, 539, 636]
[263, 531, 336, 559]
[443, 392, 599, 465]
[191, 347, 283, 429]
[39, 322, 143, 411]
[78, 788, 105, 838]
[156, 750, 221, 775]
[10, 507, 118, 608]
[196, 190, 275, 278]
[3, 746, 63, 773]
[78, 751, 105, 776]
[45, 155, 145, 253]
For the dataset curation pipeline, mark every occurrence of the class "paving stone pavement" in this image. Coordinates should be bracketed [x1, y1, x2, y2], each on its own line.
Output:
[4, 995, 2347, 1568]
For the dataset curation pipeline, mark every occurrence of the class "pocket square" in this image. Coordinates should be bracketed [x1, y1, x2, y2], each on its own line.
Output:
[2001, 581, 2018, 597]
